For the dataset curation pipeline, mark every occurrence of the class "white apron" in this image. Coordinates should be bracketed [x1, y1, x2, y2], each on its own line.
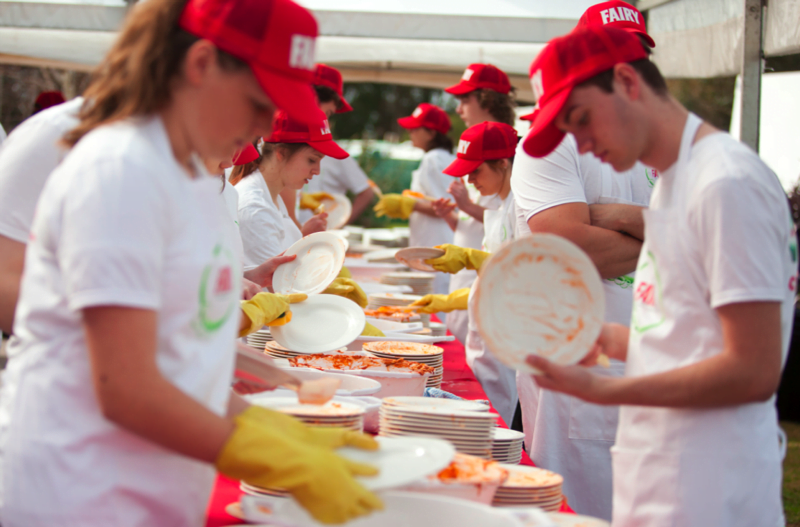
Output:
[611, 114, 786, 527]
[447, 185, 501, 344]
[465, 194, 518, 425]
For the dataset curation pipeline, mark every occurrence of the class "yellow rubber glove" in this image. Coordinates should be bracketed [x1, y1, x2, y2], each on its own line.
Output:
[425, 244, 491, 274]
[373, 194, 416, 220]
[361, 322, 385, 337]
[216, 407, 382, 525]
[409, 288, 470, 314]
[300, 192, 335, 211]
[239, 292, 308, 337]
[323, 277, 368, 308]
[338, 266, 352, 279]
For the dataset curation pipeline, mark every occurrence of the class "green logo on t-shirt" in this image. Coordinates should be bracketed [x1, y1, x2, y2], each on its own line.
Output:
[195, 243, 238, 336]
[607, 275, 635, 289]
[645, 168, 659, 189]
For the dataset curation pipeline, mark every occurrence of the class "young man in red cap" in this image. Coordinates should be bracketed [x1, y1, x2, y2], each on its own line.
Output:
[511, 2, 656, 520]
[286, 64, 376, 227]
[523, 26, 794, 527]
[437, 63, 517, 345]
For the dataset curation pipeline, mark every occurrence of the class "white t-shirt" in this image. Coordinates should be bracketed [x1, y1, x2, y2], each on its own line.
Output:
[0, 123, 6, 145]
[221, 179, 245, 265]
[0, 116, 241, 527]
[614, 116, 795, 527]
[0, 97, 82, 243]
[512, 134, 655, 325]
[236, 171, 302, 270]
[297, 156, 370, 223]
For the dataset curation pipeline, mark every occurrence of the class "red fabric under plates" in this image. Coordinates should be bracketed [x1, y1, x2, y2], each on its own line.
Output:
[204, 316, 572, 526]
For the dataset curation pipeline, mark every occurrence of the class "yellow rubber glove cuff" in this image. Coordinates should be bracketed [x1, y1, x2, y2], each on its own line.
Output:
[338, 266, 352, 279]
[425, 244, 491, 274]
[323, 277, 368, 308]
[300, 192, 336, 211]
[373, 194, 416, 220]
[216, 406, 382, 524]
[239, 293, 307, 337]
[409, 288, 470, 314]
[361, 322, 385, 337]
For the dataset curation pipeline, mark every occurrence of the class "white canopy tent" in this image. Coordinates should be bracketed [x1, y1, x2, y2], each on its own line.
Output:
[0, 0, 602, 103]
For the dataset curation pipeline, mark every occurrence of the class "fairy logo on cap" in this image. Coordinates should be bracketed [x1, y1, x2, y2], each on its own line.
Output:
[600, 6, 640, 25]
[530, 70, 544, 101]
[412, 106, 424, 118]
[462, 68, 475, 81]
[320, 119, 332, 136]
[457, 139, 471, 155]
[289, 34, 316, 70]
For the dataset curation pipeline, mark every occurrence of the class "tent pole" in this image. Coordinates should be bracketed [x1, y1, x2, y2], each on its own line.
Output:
[739, 0, 765, 152]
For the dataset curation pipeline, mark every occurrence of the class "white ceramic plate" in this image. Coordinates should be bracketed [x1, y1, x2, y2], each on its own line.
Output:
[475, 234, 605, 374]
[320, 193, 352, 230]
[271, 295, 365, 353]
[383, 396, 490, 412]
[273, 232, 346, 295]
[395, 247, 446, 272]
[337, 436, 455, 490]
[363, 248, 401, 264]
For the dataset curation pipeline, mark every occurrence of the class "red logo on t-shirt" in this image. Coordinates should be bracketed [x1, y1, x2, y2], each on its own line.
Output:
[215, 267, 233, 295]
[635, 282, 656, 306]
[789, 275, 797, 292]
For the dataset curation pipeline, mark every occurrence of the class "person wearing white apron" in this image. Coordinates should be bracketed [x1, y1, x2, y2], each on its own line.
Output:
[374, 103, 456, 296]
[520, 26, 795, 527]
[412, 122, 520, 424]
[435, 64, 516, 344]
[235, 111, 349, 270]
[0, 1, 381, 525]
[510, 7, 656, 520]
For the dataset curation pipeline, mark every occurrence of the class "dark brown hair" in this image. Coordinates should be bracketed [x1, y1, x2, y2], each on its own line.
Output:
[229, 141, 309, 185]
[579, 58, 668, 97]
[485, 157, 514, 175]
[64, 0, 249, 146]
[427, 131, 453, 154]
[471, 88, 517, 126]
[314, 85, 343, 112]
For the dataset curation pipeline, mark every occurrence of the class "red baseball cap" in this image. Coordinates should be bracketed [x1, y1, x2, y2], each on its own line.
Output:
[445, 64, 512, 95]
[522, 26, 648, 158]
[519, 108, 539, 122]
[313, 64, 353, 113]
[397, 103, 451, 134]
[179, 0, 321, 125]
[265, 109, 349, 159]
[232, 143, 259, 165]
[444, 122, 518, 177]
[577, 1, 655, 48]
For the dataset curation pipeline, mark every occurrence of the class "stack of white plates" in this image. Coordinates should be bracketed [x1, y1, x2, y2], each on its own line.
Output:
[240, 481, 289, 499]
[428, 322, 447, 337]
[367, 292, 422, 310]
[245, 328, 273, 350]
[380, 272, 435, 296]
[492, 465, 564, 511]
[250, 396, 365, 431]
[364, 342, 445, 389]
[491, 428, 525, 464]
[379, 399, 496, 459]
[264, 341, 347, 359]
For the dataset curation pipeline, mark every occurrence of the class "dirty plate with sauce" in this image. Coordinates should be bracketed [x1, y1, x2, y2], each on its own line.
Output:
[273, 232, 346, 295]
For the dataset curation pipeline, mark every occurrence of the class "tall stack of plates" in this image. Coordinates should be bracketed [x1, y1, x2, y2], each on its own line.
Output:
[366, 292, 422, 310]
[379, 399, 496, 459]
[363, 342, 444, 389]
[245, 328, 273, 350]
[492, 465, 564, 511]
[491, 428, 525, 464]
[264, 341, 346, 359]
[380, 272, 435, 296]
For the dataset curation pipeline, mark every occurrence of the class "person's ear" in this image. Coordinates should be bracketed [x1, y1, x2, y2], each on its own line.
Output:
[613, 62, 641, 102]
[181, 40, 217, 87]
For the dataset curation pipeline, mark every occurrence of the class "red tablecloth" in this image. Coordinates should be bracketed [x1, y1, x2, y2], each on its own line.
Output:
[204, 318, 571, 526]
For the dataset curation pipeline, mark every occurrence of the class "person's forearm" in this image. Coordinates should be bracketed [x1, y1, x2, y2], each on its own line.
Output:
[348, 188, 374, 223]
[592, 350, 780, 408]
[227, 390, 250, 417]
[610, 205, 645, 240]
[84, 307, 234, 464]
[0, 236, 26, 333]
[528, 216, 641, 278]
[458, 201, 485, 223]
[413, 199, 439, 217]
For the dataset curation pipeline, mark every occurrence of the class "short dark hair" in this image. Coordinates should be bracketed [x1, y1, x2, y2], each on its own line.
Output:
[579, 58, 668, 97]
[459, 88, 517, 126]
[228, 141, 309, 185]
[314, 85, 343, 111]
[427, 131, 454, 153]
